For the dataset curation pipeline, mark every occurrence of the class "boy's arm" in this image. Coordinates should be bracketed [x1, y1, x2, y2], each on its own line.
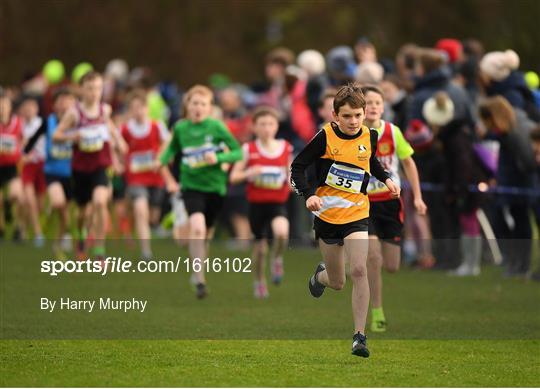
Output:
[215, 122, 243, 163]
[290, 130, 325, 200]
[229, 144, 261, 184]
[159, 125, 180, 166]
[23, 117, 46, 153]
[52, 109, 78, 142]
[159, 125, 181, 193]
[401, 157, 427, 214]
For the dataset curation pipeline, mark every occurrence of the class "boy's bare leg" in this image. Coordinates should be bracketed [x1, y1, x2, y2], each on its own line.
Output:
[317, 240, 345, 290]
[367, 236, 383, 308]
[345, 231, 369, 334]
[189, 212, 207, 285]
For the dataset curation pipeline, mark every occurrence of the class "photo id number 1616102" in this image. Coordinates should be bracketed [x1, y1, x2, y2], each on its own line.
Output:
[183, 257, 252, 273]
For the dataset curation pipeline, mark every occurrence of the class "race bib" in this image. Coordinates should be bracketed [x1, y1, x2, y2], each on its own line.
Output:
[182, 144, 218, 168]
[79, 125, 106, 153]
[325, 163, 365, 194]
[50, 141, 73, 160]
[130, 150, 155, 173]
[0, 134, 17, 155]
[253, 166, 286, 190]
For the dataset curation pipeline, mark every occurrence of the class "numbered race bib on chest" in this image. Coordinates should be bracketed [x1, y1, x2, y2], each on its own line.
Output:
[130, 150, 155, 173]
[50, 141, 73, 160]
[182, 144, 217, 168]
[253, 166, 286, 190]
[79, 125, 106, 153]
[325, 162, 365, 194]
[0, 134, 17, 155]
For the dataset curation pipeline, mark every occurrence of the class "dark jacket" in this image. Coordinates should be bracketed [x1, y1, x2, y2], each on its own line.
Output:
[486, 71, 540, 122]
[494, 109, 536, 205]
[408, 66, 482, 212]
[409, 66, 474, 129]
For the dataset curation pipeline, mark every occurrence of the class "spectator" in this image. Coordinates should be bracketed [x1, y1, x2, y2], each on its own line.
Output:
[478, 96, 536, 277]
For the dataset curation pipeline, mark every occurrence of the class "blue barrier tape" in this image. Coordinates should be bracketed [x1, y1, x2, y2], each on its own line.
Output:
[401, 182, 540, 197]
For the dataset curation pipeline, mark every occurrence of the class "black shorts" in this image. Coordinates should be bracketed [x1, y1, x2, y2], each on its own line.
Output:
[314, 217, 368, 246]
[112, 174, 126, 201]
[248, 203, 288, 240]
[182, 190, 225, 229]
[368, 199, 403, 244]
[0, 165, 17, 187]
[45, 174, 73, 201]
[72, 168, 109, 206]
[127, 185, 165, 207]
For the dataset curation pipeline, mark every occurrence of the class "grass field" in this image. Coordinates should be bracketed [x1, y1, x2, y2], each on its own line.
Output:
[1, 240, 539, 387]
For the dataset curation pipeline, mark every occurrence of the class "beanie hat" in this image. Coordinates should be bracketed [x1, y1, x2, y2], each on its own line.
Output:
[297, 50, 326, 76]
[404, 119, 434, 151]
[326, 46, 356, 78]
[435, 38, 463, 63]
[355, 61, 384, 84]
[422, 91, 455, 126]
[480, 50, 520, 82]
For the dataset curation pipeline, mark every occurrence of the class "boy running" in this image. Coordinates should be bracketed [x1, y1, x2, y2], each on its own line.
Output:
[290, 83, 399, 358]
[53, 71, 127, 261]
[362, 85, 426, 333]
[121, 90, 169, 259]
[230, 106, 292, 298]
[159, 85, 242, 299]
[0, 92, 25, 240]
[19, 95, 47, 246]
[41, 88, 76, 257]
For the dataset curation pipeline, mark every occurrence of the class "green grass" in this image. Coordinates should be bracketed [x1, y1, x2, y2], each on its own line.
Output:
[1, 339, 539, 387]
[1, 240, 540, 386]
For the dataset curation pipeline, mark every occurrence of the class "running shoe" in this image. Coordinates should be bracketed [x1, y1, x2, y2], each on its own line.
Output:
[196, 283, 208, 299]
[370, 319, 387, 333]
[271, 257, 284, 285]
[308, 262, 326, 298]
[351, 332, 370, 358]
[254, 281, 269, 299]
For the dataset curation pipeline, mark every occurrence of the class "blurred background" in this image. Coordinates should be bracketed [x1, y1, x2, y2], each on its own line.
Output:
[1, 0, 539, 85]
[1, 0, 539, 280]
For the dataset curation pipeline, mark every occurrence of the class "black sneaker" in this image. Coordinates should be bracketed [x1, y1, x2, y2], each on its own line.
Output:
[351, 332, 370, 358]
[308, 262, 326, 298]
[196, 283, 208, 299]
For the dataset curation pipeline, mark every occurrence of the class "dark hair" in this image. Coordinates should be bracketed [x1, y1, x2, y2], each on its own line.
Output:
[252, 106, 279, 123]
[360, 84, 384, 99]
[333, 83, 366, 114]
[530, 126, 540, 142]
[53, 87, 74, 102]
[382, 73, 403, 89]
[318, 89, 336, 108]
[79, 70, 102, 85]
[265, 47, 295, 67]
[478, 96, 515, 133]
[416, 48, 445, 74]
[126, 89, 147, 106]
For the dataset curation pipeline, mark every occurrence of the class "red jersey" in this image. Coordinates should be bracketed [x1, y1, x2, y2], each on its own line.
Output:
[0, 116, 23, 166]
[121, 119, 166, 187]
[245, 139, 292, 204]
[71, 103, 112, 173]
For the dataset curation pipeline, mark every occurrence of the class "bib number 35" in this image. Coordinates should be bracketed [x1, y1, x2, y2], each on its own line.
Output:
[325, 163, 365, 194]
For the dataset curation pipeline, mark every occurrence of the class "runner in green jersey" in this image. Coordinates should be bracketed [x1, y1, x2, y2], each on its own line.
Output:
[160, 85, 242, 298]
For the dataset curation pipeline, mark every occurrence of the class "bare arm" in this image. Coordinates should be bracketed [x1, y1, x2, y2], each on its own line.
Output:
[160, 164, 179, 193]
[229, 159, 262, 184]
[401, 156, 427, 214]
[52, 109, 78, 142]
[104, 105, 128, 155]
